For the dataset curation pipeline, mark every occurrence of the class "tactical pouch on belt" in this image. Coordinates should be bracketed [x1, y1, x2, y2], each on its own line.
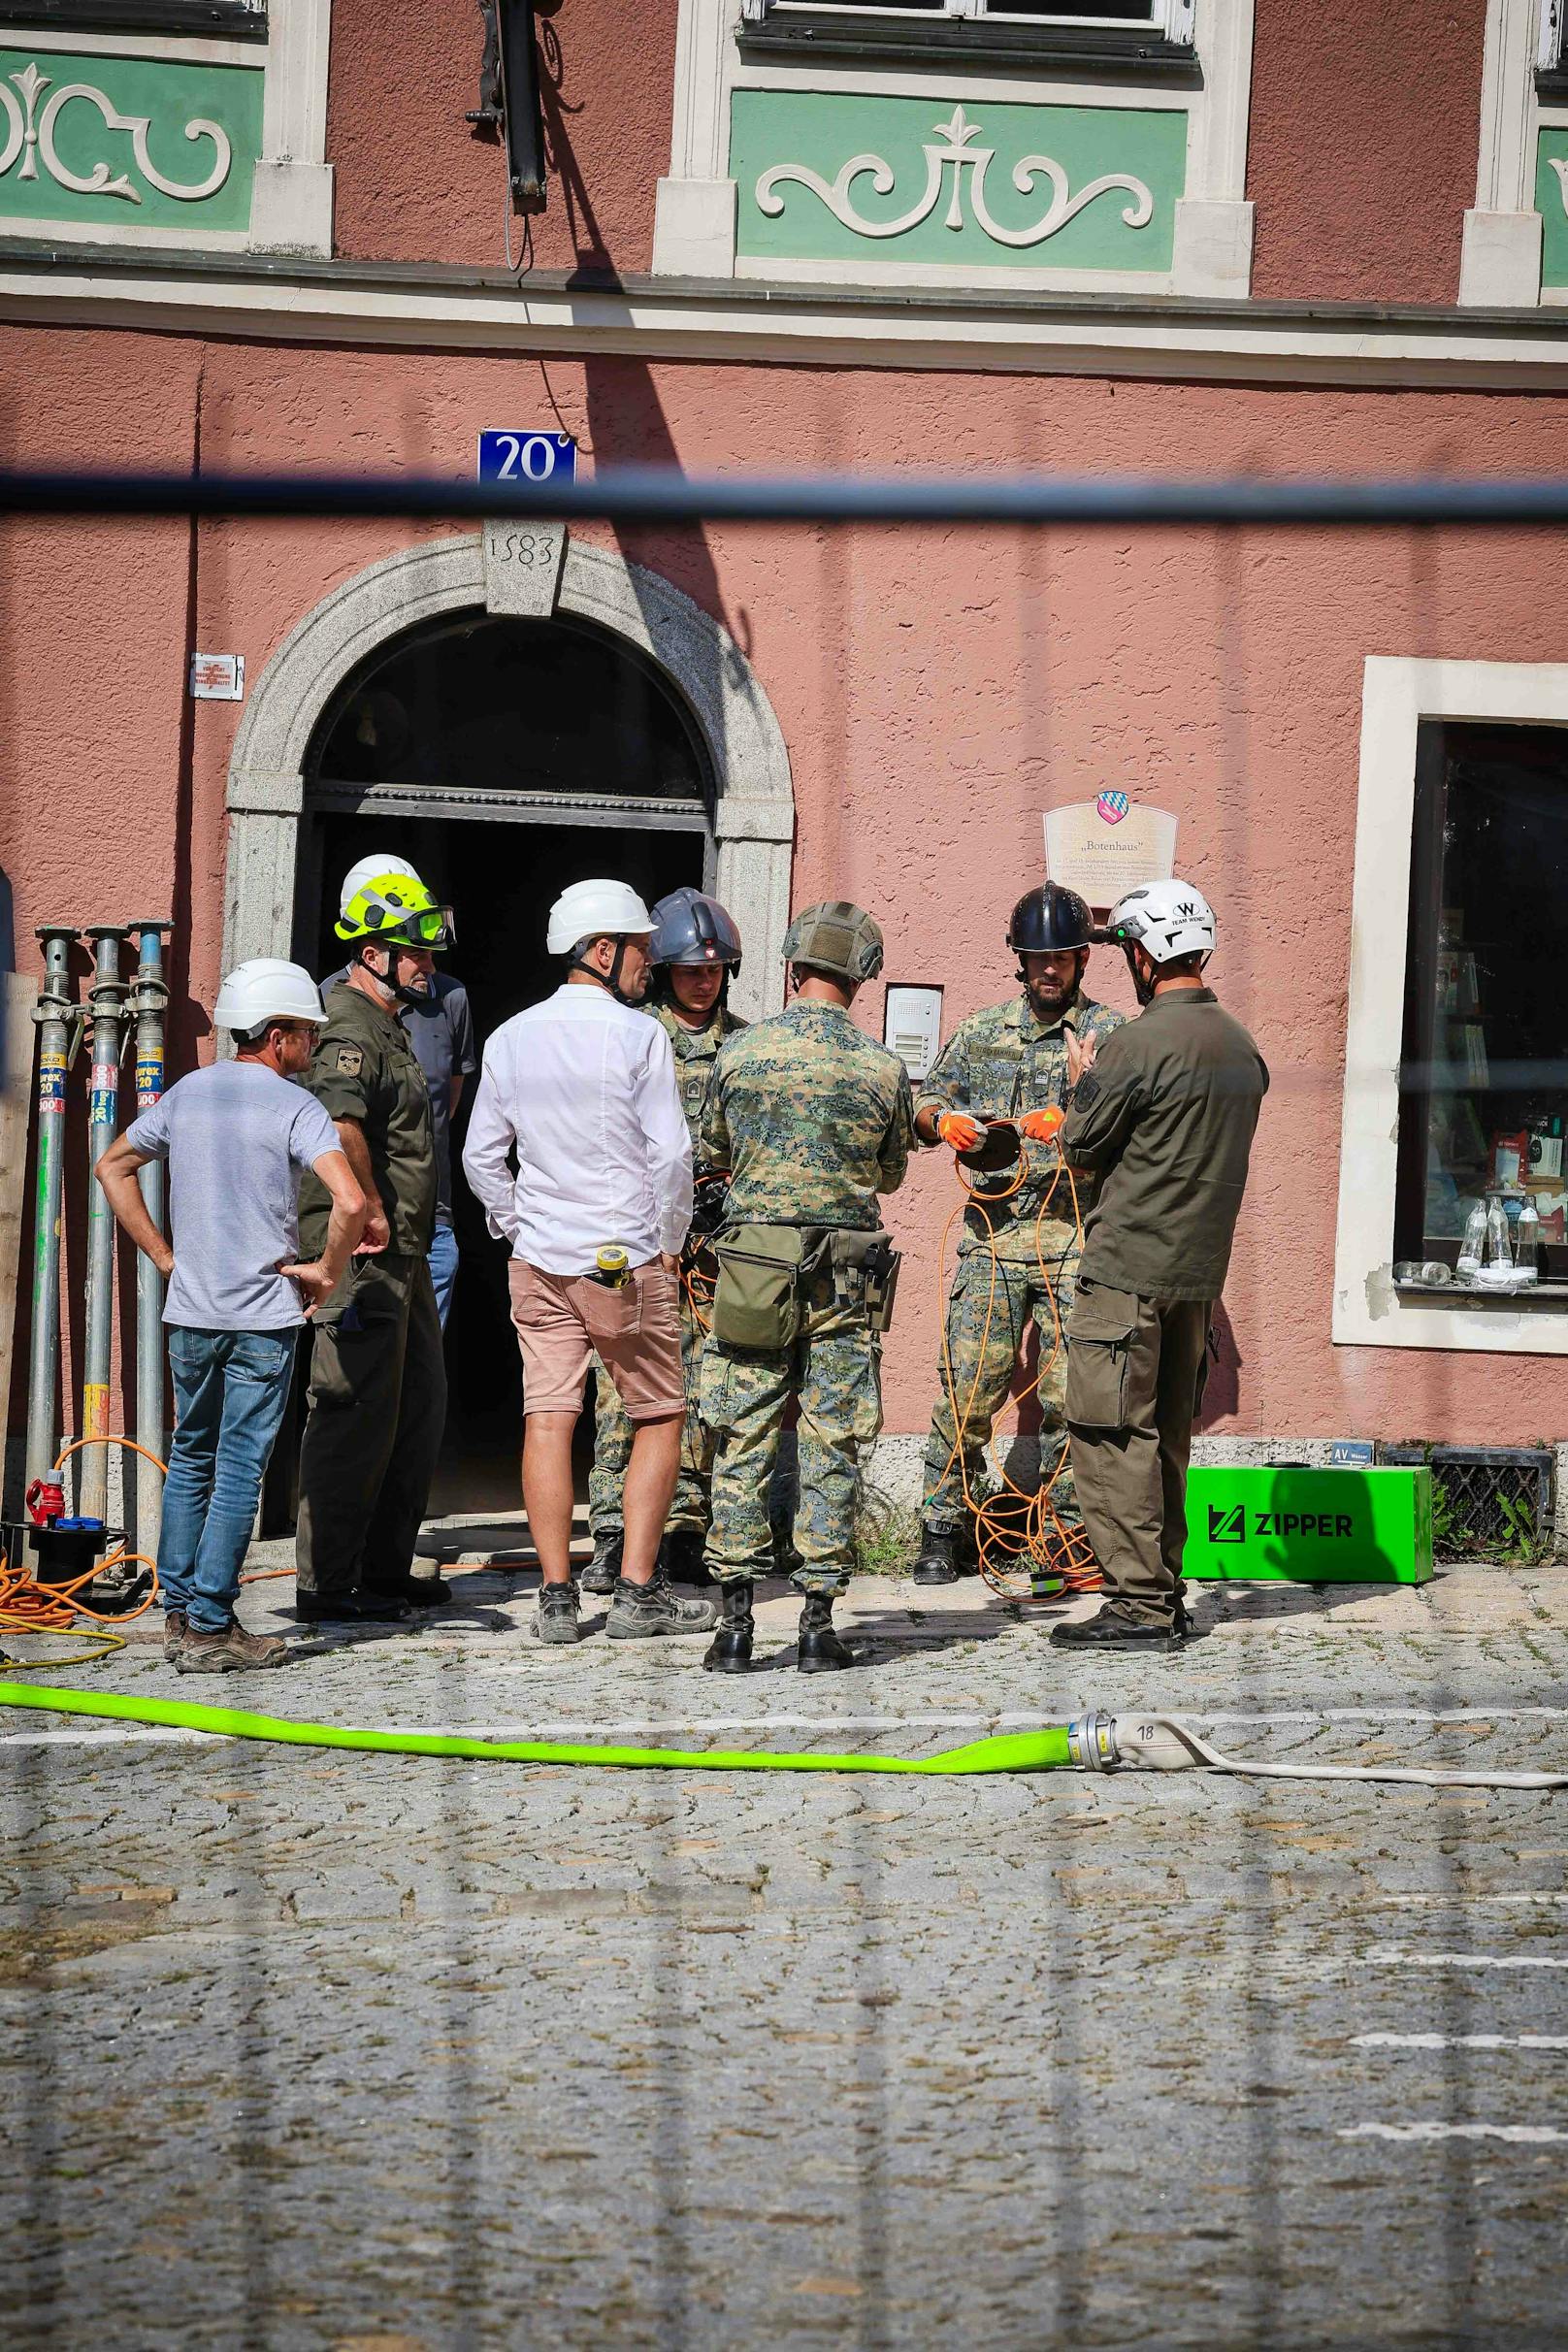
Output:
[712, 1225, 805, 1350]
[827, 1229, 903, 1335]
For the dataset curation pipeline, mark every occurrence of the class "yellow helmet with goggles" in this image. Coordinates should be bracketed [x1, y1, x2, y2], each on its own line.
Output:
[334, 868, 454, 952]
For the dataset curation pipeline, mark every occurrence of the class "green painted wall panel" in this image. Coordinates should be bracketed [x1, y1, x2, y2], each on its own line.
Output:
[0, 48, 262, 231]
[1183, 1467, 1433, 1585]
[732, 88, 1185, 275]
[1537, 126, 1568, 287]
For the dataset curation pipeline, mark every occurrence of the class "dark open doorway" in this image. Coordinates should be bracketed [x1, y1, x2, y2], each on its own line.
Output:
[262, 605, 712, 1530]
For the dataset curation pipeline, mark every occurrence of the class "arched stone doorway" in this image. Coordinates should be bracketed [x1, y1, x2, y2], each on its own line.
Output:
[222, 531, 795, 1019]
[225, 532, 794, 1513]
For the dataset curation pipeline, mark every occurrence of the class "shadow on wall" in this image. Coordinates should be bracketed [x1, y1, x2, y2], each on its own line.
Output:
[534, 9, 756, 837]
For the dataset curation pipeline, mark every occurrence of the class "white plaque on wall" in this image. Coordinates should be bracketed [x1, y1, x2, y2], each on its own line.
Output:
[1043, 796, 1178, 909]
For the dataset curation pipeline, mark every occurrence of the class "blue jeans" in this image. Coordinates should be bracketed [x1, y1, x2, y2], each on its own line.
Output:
[428, 1220, 459, 1330]
[159, 1327, 298, 1633]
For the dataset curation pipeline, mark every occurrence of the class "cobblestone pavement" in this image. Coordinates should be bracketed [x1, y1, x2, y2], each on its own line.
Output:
[4, 1549, 1568, 2349]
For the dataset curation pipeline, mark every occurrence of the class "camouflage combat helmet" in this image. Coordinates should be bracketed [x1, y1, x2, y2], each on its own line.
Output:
[781, 901, 885, 985]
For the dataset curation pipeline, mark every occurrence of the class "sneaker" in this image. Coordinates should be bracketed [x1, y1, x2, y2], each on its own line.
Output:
[176, 1621, 289, 1674]
[605, 1575, 718, 1640]
[535, 1581, 581, 1646]
[580, 1531, 623, 1596]
[163, 1608, 187, 1663]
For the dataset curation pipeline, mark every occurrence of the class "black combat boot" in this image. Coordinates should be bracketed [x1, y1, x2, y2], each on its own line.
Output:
[910, 1524, 963, 1586]
[580, 1530, 623, 1595]
[702, 1579, 754, 1674]
[797, 1591, 857, 1673]
[660, 1526, 713, 1587]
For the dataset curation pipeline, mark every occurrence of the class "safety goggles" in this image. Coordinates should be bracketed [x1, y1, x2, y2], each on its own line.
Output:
[381, 904, 455, 950]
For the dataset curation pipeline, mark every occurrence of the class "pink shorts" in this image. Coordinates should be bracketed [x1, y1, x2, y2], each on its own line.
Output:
[507, 1258, 684, 1421]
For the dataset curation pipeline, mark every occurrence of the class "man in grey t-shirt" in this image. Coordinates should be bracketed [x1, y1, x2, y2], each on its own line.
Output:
[97, 961, 365, 1673]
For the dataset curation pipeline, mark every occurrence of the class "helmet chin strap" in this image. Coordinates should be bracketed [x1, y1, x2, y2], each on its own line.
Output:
[1124, 944, 1159, 1006]
[362, 942, 430, 1008]
[572, 938, 640, 1006]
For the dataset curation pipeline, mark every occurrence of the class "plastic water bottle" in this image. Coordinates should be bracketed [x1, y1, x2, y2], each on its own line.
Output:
[1456, 1200, 1486, 1279]
[1517, 1201, 1542, 1285]
[1486, 1198, 1513, 1268]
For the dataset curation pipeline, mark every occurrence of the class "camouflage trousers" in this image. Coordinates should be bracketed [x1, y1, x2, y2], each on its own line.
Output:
[921, 1236, 1080, 1534]
[588, 1282, 713, 1536]
[700, 1270, 883, 1599]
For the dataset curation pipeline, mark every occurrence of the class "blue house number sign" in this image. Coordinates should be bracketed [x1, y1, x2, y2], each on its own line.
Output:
[477, 431, 577, 484]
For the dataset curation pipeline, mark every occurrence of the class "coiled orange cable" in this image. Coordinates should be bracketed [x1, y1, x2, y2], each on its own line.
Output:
[0, 1435, 164, 1663]
[931, 1137, 1101, 1602]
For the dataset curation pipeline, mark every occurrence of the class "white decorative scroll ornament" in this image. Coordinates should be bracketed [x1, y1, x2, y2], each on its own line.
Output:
[0, 59, 232, 206]
[756, 104, 1153, 249]
[1552, 156, 1568, 214]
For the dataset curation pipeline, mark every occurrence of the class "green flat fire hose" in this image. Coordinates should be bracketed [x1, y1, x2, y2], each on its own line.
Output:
[6, 1684, 1564, 1789]
[0, 1680, 1075, 1776]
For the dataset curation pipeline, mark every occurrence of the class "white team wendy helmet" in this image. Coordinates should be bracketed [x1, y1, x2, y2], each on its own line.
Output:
[546, 879, 656, 955]
[339, 851, 420, 918]
[1103, 880, 1217, 965]
[213, 959, 328, 1037]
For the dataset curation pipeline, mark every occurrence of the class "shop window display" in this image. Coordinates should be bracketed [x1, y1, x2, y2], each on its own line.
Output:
[1394, 723, 1568, 1290]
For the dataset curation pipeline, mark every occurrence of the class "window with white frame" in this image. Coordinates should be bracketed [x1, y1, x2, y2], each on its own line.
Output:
[1540, 0, 1568, 91]
[738, 0, 1197, 69]
[0, 1, 268, 33]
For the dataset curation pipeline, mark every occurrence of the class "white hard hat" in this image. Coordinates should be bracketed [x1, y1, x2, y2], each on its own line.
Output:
[1105, 879, 1217, 965]
[546, 879, 655, 956]
[213, 959, 327, 1034]
[340, 852, 419, 917]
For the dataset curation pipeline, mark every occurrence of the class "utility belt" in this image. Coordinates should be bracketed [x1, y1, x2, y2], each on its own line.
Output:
[711, 1224, 901, 1351]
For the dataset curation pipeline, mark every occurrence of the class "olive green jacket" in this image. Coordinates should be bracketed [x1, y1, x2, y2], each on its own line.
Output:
[1060, 988, 1268, 1302]
[298, 981, 438, 1258]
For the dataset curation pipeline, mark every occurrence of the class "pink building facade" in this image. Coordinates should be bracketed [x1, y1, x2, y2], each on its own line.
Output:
[3, 0, 1567, 1515]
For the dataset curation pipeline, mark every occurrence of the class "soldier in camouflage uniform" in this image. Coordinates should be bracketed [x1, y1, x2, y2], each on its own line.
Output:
[699, 902, 913, 1675]
[912, 882, 1124, 1585]
[583, 889, 746, 1592]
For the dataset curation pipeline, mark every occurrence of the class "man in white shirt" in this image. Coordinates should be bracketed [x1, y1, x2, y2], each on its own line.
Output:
[463, 879, 718, 1647]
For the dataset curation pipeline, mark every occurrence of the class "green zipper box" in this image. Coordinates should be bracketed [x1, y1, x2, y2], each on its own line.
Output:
[1182, 1465, 1433, 1584]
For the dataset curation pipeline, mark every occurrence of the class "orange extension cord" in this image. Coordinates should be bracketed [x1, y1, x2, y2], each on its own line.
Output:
[931, 1138, 1102, 1604]
[0, 1434, 164, 1665]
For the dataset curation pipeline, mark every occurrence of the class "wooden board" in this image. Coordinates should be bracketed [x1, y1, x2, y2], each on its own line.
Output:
[0, 970, 35, 1464]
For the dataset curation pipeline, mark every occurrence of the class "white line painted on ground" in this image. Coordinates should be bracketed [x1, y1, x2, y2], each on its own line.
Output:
[1353, 2033, 1568, 2049]
[1361, 1946, 1568, 1972]
[1388, 1893, 1568, 1907]
[1339, 2122, 1568, 2143]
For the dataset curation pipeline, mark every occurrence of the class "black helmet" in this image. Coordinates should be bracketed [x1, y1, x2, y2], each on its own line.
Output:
[1006, 883, 1094, 956]
[650, 888, 742, 970]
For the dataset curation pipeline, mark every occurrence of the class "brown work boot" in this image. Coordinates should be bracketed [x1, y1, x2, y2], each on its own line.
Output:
[163, 1609, 187, 1663]
[175, 1620, 289, 1674]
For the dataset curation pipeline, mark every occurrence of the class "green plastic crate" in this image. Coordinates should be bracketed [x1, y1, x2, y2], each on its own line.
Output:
[1183, 1465, 1433, 1585]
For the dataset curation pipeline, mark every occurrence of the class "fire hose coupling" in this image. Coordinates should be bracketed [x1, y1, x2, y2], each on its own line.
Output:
[1066, 1711, 1119, 1771]
[1066, 1712, 1213, 1773]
